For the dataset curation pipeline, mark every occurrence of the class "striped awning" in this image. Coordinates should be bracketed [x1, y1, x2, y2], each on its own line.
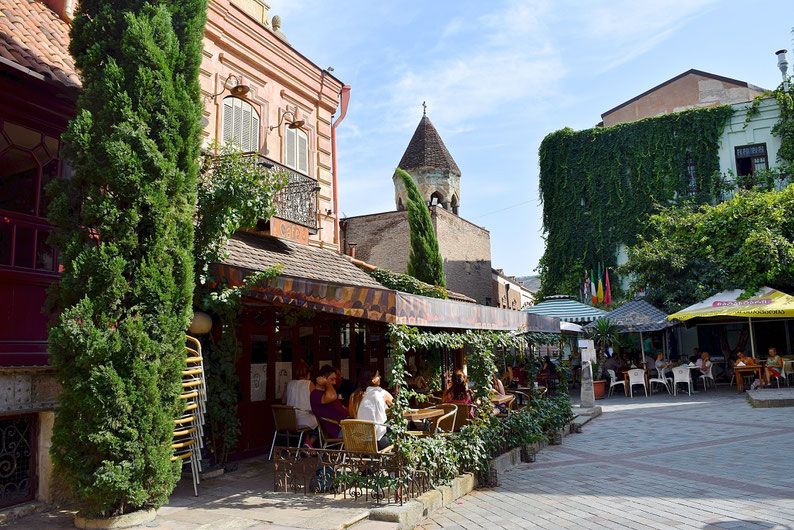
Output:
[523, 296, 607, 323]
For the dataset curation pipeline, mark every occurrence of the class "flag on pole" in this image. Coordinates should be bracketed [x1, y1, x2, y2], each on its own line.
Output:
[590, 268, 597, 304]
[597, 274, 604, 304]
[584, 271, 591, 303]
[604, 268, 612, 308]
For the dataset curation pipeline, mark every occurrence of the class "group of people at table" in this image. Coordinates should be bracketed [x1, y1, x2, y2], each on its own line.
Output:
[281, 361, 517, 452]
[602, 346, 786, 391]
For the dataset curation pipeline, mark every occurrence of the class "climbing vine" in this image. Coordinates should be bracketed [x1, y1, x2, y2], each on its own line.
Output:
[746, 77, 794, 176]
[368, 268, 448, 299]
[538, 106, 734, 299]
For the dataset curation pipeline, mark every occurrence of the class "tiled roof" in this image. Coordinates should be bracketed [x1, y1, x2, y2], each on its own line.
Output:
[0, 0, 79, 88]
[223, 232, 386, 289]
[398, 116, 460, 174]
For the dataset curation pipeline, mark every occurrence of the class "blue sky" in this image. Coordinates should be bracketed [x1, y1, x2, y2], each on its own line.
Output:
[266, 0, 793, 277]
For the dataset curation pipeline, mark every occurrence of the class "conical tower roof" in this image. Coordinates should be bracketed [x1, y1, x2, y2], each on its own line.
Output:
[398, 116, 460, 174]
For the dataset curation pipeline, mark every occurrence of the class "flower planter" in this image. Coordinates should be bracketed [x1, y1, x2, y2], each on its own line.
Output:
[593, 379, 606, 400]
[74, 508, 156, 529]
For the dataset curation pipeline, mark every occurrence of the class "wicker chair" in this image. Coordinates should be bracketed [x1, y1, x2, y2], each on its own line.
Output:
[340, 419, 393, 454]
[269, 405, 315, 460]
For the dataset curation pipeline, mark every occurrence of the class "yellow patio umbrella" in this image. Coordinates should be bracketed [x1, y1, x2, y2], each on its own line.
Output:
[667, 286, 794, 357]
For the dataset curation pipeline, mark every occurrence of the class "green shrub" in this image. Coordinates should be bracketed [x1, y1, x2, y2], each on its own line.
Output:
[47, 0, 206, 517]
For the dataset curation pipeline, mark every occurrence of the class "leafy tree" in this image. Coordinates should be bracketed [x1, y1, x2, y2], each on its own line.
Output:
[397, 168, 446, 287]
[624, 184, 794, 314]
[47, 0, 207, 517]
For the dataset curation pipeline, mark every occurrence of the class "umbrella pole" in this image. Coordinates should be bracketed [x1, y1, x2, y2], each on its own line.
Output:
[749, 317, 756, 358]
[664, 328, 669, 360]
[640, 332, 645, 360]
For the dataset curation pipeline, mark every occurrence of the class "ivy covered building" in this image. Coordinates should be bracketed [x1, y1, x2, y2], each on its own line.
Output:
[538, 69, 784, 299]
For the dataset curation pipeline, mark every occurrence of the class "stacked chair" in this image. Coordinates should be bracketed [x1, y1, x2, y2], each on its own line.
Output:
[173, 335, 208, 496]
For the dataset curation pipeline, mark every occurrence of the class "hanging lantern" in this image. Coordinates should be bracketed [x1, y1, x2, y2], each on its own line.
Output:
[189, 311, 213, 335]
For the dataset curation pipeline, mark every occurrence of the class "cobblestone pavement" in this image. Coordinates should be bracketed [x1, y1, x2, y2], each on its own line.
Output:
[418, 389, 794, 530]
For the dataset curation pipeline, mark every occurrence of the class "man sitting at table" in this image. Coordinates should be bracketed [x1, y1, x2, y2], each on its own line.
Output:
[695, 351, 712, 387]
[654, 352, 674, 380]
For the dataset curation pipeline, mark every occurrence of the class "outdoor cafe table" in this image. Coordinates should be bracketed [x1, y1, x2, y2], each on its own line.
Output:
[734, 365, 764, 392]
[402, 408, 444, 422]
[491, 394, 514, 405]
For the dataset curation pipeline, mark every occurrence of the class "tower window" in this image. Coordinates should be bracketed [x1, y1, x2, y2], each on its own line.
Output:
[430, 191, 444, 208]
[222, 97, 260, 152]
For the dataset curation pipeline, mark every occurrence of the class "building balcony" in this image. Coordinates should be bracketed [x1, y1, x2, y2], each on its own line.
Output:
[245, 154, 320, 233]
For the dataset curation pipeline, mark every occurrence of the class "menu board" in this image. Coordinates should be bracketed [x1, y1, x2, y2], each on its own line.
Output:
[250, 363, 267, 402]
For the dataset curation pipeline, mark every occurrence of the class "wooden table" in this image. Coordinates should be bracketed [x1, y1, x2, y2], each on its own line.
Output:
[734, 365, 763, 392]
[402, 408, 444, 422]
[490, 394, 515, 405]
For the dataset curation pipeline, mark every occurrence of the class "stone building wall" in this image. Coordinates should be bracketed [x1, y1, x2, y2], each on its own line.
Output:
[342, 207, 492, 305]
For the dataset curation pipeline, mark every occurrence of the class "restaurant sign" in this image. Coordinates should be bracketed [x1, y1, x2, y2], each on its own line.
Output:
[271, 217, 309, 245]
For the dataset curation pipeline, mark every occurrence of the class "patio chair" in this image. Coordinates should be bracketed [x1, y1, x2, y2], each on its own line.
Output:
[607, 369, 625, 397]
[698, 364, 716, 391]
[315, 415, 343, 450]
[433, 407, 457, 434]
[671, 367, 692, 396]
[649, 369, 671, 395]
[268, 405, 315, 460]
[451, 403, 474, 432]
[339, 419, 393, 454]
[627, 369, 648, 398]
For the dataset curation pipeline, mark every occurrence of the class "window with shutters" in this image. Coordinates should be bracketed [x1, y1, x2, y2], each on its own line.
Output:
[285, 126, 309, 174]
[221, 97, 260, 152]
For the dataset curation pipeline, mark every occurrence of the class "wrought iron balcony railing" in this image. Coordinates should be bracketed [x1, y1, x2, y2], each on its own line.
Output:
[247, 154, 320, 233]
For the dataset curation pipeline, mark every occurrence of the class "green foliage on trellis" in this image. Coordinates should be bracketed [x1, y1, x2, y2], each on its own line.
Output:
[47, 0, 207, 517]
[537, 106, 734, 300]
[368, 268, 448, 299]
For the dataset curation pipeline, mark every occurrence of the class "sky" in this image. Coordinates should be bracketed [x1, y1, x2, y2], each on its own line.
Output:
[266, 0, 793, 277]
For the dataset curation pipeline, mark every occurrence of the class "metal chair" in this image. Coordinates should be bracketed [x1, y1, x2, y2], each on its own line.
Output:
[607, 369, 625, 397]
[451, 402, 473, 432]
[339, 419, 393, 454]
[268, 405, 315, 460]
[627, 369, 648, 398]
[316, 416, 343, 450]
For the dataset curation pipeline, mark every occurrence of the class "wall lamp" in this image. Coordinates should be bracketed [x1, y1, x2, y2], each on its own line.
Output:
[269, 110, 305, 132]
[205, 73, 250, 102]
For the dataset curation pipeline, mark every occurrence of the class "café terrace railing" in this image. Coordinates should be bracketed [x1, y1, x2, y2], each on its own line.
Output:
[273, 447, 430, 505]
[248, 154, 320, 233]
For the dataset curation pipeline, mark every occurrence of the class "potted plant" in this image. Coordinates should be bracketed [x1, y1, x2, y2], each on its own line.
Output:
[588, 318, 620, 399]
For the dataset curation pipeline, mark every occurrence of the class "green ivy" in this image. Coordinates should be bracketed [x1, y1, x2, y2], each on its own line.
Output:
[368, 268, 448, 299]
[745, 78, 794, 176]
[538, 106, 734, 299]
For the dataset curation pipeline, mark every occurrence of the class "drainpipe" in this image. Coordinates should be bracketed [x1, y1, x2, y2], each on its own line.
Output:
[331, 85, 351, 251]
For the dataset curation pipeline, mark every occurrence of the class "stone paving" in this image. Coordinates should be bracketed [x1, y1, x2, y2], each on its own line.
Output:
[418, 388, 794, 530]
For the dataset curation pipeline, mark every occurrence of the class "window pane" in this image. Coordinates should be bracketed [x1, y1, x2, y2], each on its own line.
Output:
[3, 122, 40, 149]
[14, 226, 34, 268]
[35, 230, 55, 271]
[0, 223, 11, 265]
[0, 148, 38, 215]
[39, 159, 58, 218]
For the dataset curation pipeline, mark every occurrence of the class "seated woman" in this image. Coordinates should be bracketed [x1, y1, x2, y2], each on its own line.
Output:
[442, 370, 475, 419]
[310, 364, 348, 439]
[764, 347, 784, 387]
[281, 359, 317, 447]
[349, 368, 393, 450]
[491, 373, 508, 415]
[537, 356, 559, 388]
[406, 365, 430, 394]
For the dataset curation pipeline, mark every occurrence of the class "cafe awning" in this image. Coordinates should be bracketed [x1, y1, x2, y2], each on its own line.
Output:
[667, 286, 794, 322]
[214, 232, 559, 333]
[585, 298, 672, 333]
[523, 295, 607, 323]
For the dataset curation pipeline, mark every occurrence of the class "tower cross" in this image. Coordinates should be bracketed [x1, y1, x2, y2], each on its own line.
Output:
[422, 101, 427, 116]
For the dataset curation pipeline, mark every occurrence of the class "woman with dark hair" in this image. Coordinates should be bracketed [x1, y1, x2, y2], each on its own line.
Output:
[349, 367, 393, 450]
[442, 370, 475, 419]
[310, 364, 348, 438]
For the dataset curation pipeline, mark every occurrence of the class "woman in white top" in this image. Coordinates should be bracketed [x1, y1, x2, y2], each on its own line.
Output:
[281, 360, 317, 446]
[349, 368, 393, 450]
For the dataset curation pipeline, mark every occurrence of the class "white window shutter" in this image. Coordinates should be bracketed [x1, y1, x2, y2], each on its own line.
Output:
[233, 100, 242, 148]
[297, 130, 308, 173]
[222, 99, 233, 143]
[286, 127, 296, 169]
[241, 104, 252, 151]
[251, 115, 259, 152]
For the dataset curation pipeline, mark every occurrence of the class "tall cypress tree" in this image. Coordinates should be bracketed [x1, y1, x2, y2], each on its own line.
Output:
[397, 168, 446, 287]
[47, 0, 206, 517]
